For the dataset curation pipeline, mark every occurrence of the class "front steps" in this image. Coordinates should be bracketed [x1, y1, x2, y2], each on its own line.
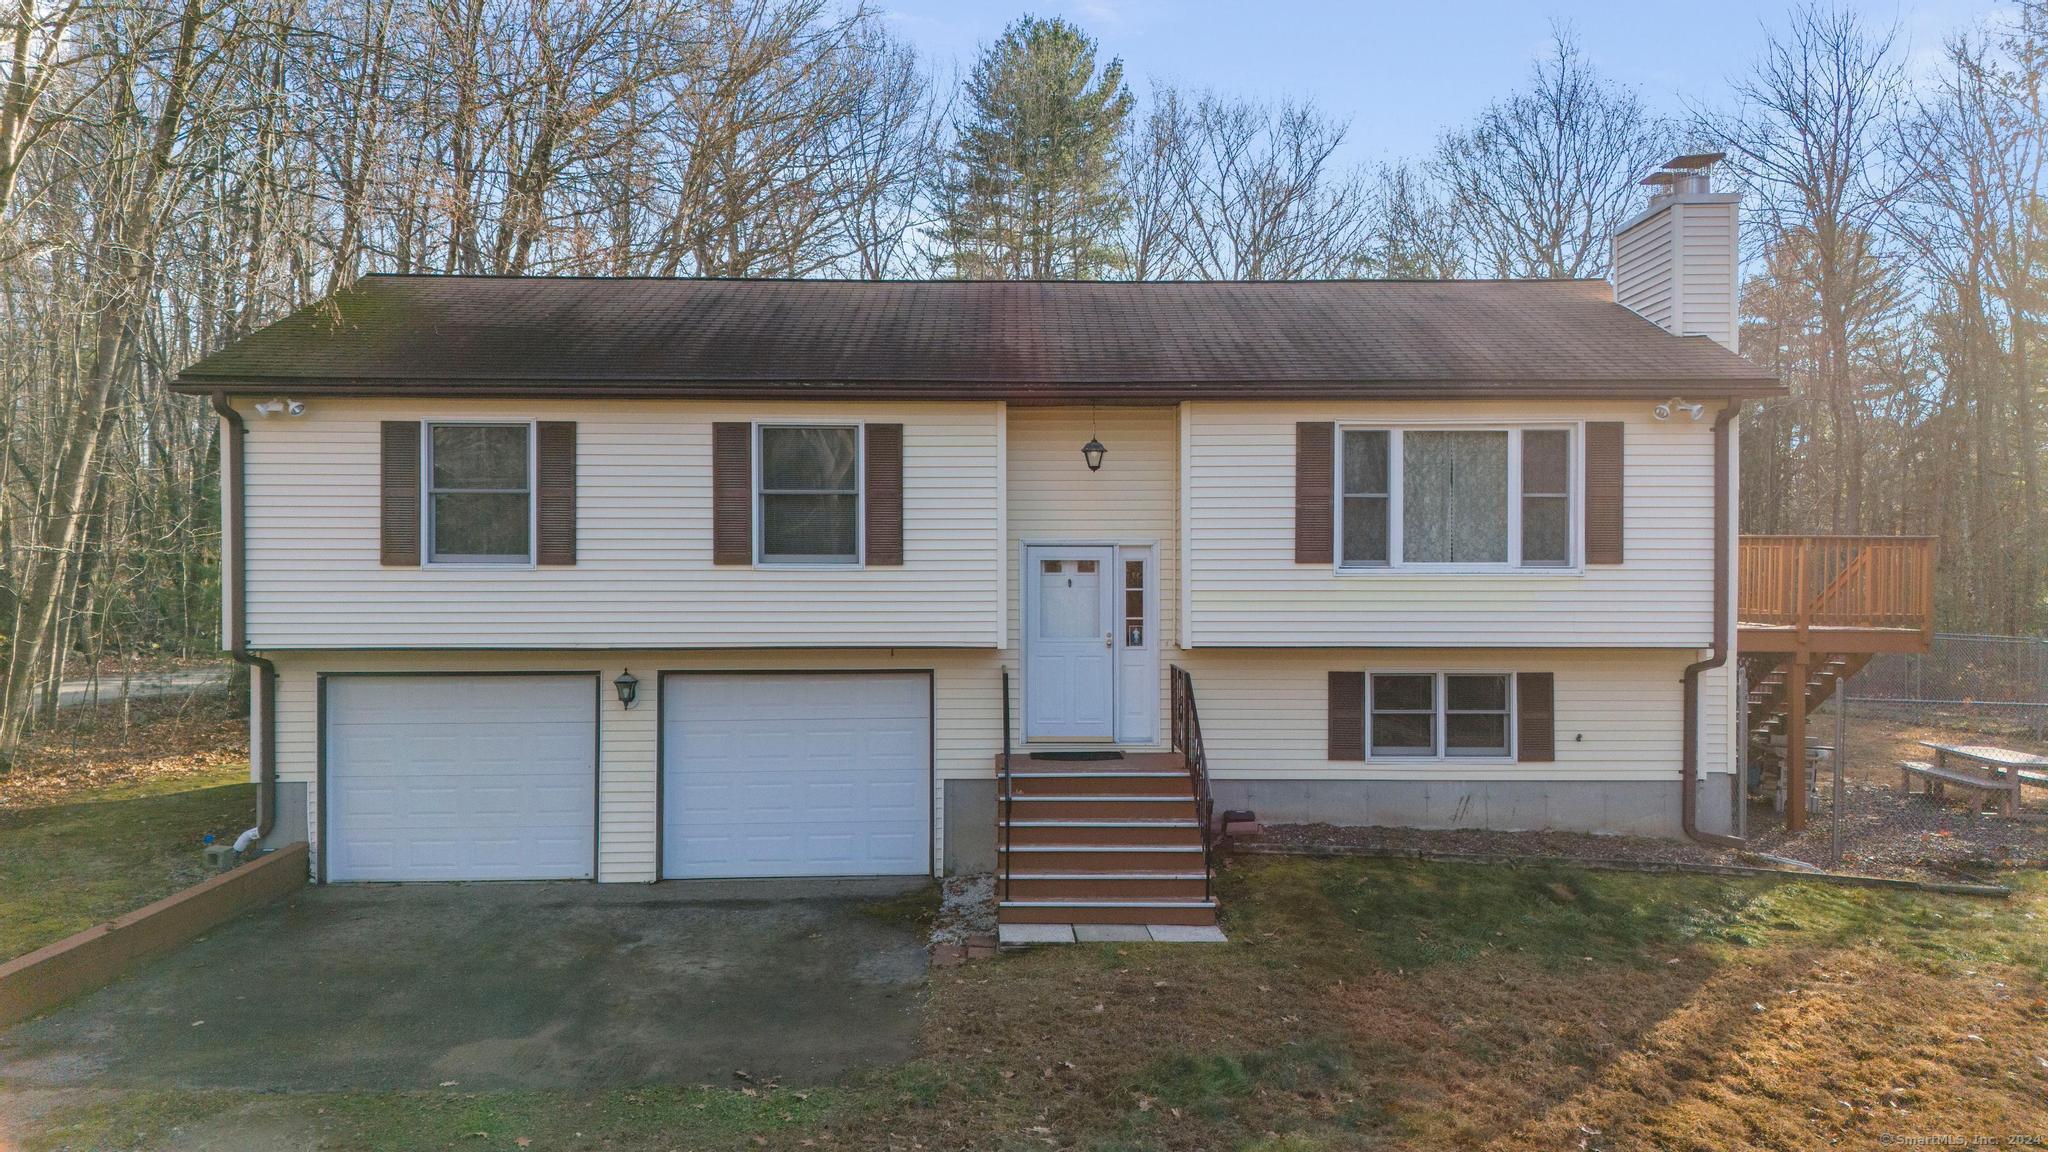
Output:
[996, 750, 1218, 928]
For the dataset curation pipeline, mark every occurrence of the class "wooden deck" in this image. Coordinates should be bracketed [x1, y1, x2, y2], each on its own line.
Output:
[1737, 535, 1936, 832]
[1737, 535, 1935, 658]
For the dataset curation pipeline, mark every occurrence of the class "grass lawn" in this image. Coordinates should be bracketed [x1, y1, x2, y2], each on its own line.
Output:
[14, 856, 2048, 1151]
[0, 765, 254, 959]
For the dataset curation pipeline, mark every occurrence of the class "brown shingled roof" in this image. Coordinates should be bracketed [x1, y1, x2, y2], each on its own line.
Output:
[173, 275, 1781, 400]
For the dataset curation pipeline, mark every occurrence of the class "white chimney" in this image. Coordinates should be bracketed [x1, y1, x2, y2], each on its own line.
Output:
[1613, 153, 1741, 353]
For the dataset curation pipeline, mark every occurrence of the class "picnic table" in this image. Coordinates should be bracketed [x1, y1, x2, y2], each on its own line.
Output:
[1909, 741, 2048, 816]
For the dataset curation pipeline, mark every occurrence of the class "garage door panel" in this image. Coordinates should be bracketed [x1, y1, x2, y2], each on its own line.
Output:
[326, 676, 596, 882]
[664, 674, 931, 879]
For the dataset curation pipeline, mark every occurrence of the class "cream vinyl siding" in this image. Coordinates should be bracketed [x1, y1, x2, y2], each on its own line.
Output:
[1176, 648, 1693, 781]
[267, 646, 1728, 882]
[241, 398, 1003, 649]
[1613, 192, 1741, 353]
[272, 648, 1003, 883]
[1004, 405, 1179, 744]
[1181, 400, 1716, 648]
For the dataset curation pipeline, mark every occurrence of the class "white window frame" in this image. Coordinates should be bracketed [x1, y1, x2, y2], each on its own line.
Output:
[422, 419, 537, 568]
[1366, 671, 1518, 762]
[1334, 421, 1583, 574]
[752, 421, 865, 569]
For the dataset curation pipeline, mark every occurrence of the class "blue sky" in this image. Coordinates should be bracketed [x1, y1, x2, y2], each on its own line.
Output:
[881, 0, 2012, 166]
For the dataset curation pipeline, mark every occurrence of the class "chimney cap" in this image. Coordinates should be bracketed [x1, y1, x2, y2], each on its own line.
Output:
[1662, 151, 1726, 171]
[1640, 171, 1688, 187]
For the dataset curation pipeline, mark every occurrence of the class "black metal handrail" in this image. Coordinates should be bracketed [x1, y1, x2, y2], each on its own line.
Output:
[1000, 667, 1014, 896]
[1168, 665, 1216, 902]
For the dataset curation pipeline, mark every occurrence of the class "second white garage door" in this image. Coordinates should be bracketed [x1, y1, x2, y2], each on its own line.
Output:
[662, 673, 931, 878]
[324, 675, 597, 882]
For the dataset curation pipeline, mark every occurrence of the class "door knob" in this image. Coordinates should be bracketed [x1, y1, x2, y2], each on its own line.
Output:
[1105, 632, 1113, 648]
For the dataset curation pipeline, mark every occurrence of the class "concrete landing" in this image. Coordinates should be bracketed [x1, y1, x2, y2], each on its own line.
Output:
[997, 923, 1228, 945]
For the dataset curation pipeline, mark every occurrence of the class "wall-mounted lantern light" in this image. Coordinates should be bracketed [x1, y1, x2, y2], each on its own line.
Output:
[1081, 436, 1107, 472]
[614, 669, 640, 709]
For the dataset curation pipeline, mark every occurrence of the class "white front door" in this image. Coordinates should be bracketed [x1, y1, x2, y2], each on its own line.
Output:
[1024, 545, 1117, 740]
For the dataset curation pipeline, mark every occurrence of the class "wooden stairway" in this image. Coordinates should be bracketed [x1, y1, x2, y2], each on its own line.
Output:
[1744, 651, 1875, 746]
[995, 750, 1218, 926]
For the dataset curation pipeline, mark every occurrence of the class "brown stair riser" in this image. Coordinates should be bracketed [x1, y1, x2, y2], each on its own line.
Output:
[1007, 775, 1192, 797]
[999, 905, 1218, 926]
[1005, 799, 1198, 822]
[998, 848, 1206, 870]
[1000, 877, 1209, 901]
[1002, 824, 1204, 847]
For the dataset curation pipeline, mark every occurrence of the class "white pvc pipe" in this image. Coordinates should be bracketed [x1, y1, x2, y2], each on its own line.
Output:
[233, 827, 261, 854]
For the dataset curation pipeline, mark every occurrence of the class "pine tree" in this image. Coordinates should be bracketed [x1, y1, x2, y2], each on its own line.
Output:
[940, 16, 1133, 279]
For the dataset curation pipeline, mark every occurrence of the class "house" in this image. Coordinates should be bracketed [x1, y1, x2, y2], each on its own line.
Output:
[175, 161, 1792, 928]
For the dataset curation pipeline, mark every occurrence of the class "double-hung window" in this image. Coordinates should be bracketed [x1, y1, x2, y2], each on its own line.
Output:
[757, 424, 862, 565]
[426, 423, 532, 564]
[1368, 672, 1514, 759]
[1339, 426, 1575, 569]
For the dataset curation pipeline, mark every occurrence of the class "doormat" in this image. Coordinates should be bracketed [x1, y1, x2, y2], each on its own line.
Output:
[1026, 751, 1125, 762]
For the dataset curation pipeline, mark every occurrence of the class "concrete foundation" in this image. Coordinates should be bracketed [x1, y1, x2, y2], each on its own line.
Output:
[943, 779, 997, 874]
[1212, 778, 1682, 839]
[259, 780, 309, 854]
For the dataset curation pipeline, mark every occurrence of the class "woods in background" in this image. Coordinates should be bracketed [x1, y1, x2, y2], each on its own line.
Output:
[0, 0, 2043, 753]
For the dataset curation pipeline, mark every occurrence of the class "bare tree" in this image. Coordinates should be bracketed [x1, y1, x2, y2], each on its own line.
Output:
[1431, 27, 1671, 279]
[1131, 86, 1373, 280]
[1711, 4, 1906, 534]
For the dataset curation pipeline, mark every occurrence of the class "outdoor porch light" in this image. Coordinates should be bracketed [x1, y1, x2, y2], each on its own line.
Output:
[613, 669, 640, 709]
[1081, 436, 1107, 472]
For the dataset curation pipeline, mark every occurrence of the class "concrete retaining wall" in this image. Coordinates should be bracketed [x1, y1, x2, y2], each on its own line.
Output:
[0, 842, 308, 1028]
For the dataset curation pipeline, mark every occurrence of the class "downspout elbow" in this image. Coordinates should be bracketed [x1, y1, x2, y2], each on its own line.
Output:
[212, 391, 277, 840]
[1683, 401, 1744, 850]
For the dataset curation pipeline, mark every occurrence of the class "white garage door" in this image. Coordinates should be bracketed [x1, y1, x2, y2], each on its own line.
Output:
[325, 675, 596, 882]
[663, 673, 930, 878]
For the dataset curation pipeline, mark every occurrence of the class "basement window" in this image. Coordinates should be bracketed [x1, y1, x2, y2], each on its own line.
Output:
[757, 424, 862, 565]
[1369, 672, 1515, 759]
[426, 423, 532, 564]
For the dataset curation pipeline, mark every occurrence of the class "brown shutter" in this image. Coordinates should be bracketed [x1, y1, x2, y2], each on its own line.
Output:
[535, 421, 577, 565]
[1584, 421, 1624, 564]
[1295, 422, 1334, 564]
[712, 422, 752, 565]
[1328, 671, 1365, 761]
[380, 421, 420, 566]
[1517, 672, 1555, 762]
[864, 423, 904, 566]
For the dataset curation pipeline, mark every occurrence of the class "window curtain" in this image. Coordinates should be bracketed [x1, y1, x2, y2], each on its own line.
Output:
[1403, 431, 1507, 563]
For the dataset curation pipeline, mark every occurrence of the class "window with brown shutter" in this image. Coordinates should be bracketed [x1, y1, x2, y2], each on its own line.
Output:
[1328, 671, 1364, 760]
[864, 423, 903, 566]
[712, 422, 752, 565]
[380, 421, 420, 566]
[1584, 422, 1624, 564]
[1296, 422, 1334, 564]
[1517, 672, 1555, 762]
[536, 421, 576, 565]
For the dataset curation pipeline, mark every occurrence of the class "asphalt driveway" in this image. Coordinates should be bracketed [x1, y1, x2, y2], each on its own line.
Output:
[0, 879, 928, 1091]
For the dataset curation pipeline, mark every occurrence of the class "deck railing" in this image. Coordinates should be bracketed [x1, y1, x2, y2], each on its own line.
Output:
[1737, 535, 1935, 637]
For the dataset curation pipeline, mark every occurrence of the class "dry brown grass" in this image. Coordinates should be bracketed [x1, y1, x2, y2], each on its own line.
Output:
[778, 857, 2048, 1152]
[1, 695, 247, 810]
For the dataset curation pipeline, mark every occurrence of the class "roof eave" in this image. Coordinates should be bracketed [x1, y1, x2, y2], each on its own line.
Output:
[173, 375, 1787, 400]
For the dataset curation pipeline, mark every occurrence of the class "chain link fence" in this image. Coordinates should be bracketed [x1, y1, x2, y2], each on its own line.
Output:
[1843, 632, 2048, 739]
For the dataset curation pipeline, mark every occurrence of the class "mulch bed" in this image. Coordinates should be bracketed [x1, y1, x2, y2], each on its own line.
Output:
[1256, 780, 2048, 884]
